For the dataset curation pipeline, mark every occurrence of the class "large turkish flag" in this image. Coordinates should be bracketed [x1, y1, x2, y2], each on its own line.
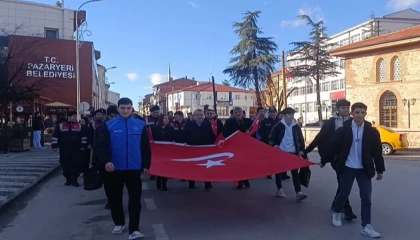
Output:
[149, 131, 315, 182]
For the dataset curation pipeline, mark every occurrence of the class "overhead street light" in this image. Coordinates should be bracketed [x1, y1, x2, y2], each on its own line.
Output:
[106, 66, 117, 71]
[75, 0, 102, 120]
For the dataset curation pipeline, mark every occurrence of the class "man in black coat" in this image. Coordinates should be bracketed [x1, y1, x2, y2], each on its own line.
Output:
[184, 109, 216, 190]
[268, 107, 308, 201]
[258, 107, 279, 179]
[321, 102, 384, 238]
[303, 99, 356, 220]
[204, 108, 224, 136]
[223, 107, 253, 189]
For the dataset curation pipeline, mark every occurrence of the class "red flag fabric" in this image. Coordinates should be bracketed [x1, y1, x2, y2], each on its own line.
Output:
[211, 119, 218, 136]
[214, 133, 225, 145]
[247, 117, 260, 136]
[150, 131, 315, 182]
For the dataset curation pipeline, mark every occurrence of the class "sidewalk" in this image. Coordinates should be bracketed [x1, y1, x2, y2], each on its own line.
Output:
[0, 148, 60, 210]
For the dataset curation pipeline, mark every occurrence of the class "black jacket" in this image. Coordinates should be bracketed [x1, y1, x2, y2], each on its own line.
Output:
[32, 117, 44, 131]
[51, 121, 87, 149]
[184, 120, 215, 145]
[321, 120, 385, 178]
[268, 120, 305, 154]
[305, 113, 350, 157]
[222, 117, 253, 138]
[258, 117, 279, 144]
[171, 120, 186, 143]
[151, 125, 176, 142]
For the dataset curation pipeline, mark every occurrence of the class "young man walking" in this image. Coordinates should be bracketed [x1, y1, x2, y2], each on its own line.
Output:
[268, 107, 307, 201]
[303, 99, 356, 220]
[321, 102, 385, 238]
[96, 98, 151, 240]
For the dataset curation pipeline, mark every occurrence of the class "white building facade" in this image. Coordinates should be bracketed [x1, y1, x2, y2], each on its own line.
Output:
[286, 9, 420, 124]
[107, 91, 120, 106]
[0, 0, 76, 39]
[167, 83, 255, 118]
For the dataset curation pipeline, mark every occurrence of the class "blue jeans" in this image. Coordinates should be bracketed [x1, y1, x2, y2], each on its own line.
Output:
[32, 130, 42, 148]
[334, 167, 372, 226]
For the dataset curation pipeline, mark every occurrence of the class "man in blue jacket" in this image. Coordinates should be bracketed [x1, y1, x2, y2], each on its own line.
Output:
[96, 97, 151, 240]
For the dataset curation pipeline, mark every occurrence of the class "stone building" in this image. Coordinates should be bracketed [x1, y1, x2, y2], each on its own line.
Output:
[330, 25, 420, 131]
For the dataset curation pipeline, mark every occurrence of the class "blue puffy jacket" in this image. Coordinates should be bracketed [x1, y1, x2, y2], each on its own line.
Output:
[96, 115, 151, 171]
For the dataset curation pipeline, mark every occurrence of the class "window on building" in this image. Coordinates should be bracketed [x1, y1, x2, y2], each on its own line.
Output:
[350, 34, 360, 43]
[299, 87, 305, 95]
[379, 90, 398, 128]
[234, 94, 240, 100]
[245, 95, 247, 100]
[220, 94, 226, 100]
[322, 82, 331, 92]
[300, 103, 305, 112]
[377, 58, 386, 82]
[392, 57, 401, 81]
[307, 84, 313, 94]
[339, 79, 345, 89]
[307, 102, 313, 112]
[339, 59, 345, 70]
[331, 80, 339, 91]
[45, 28, 59, 39]
[0, 46, 7, 65]
[339, 38, 349, 46]
[216, 106, 229, 117]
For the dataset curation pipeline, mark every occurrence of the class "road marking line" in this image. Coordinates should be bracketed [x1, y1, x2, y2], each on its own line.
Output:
[152, 223, 169, 240]
[0, 187, 21, 192]
[144, 198, 157, 210]
[0, 196, 8, 202]
[142, 182, 149, 191]
[0, 176, 37, 180]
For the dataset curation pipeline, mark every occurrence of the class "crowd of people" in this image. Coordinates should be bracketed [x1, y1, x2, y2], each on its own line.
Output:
[50, 97, 385, 239]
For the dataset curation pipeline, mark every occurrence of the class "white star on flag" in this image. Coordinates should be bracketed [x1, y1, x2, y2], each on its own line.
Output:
[197, 160, 225, 169]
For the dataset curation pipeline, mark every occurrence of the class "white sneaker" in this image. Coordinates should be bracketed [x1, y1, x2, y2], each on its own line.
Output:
[296, 192, 308, 201]
[361, 224, 381, 238]
[276, 188, 286, 198]
[128, 231, 145, 239]
[332, 212, 342, 227]
[112, 225, 125, 234]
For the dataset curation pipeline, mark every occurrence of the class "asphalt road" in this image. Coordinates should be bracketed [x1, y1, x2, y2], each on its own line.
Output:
[0, 153, 419, 240]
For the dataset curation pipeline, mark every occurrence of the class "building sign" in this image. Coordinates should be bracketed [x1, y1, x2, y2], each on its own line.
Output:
[217, 101, 233, 106]
[330, 91, 346, 100]
[26, 56, 75, 79]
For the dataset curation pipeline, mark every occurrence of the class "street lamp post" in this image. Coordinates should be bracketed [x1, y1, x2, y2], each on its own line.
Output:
[402, 98, 416, 128]
[75, 0, 102, 120]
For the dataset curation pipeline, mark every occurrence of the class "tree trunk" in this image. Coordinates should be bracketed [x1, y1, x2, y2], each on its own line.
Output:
[253, 69, 262, 108]
[315, 79, 322, 125]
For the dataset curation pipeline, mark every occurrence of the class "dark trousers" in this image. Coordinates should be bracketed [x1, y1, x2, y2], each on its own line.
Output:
[188, 181, 211, 188]
[80, 149, 91, 173]
[40, 131, 44, 147]
[59, 148, 80, 181]
[275, 169, 301, 193]
[157, 177, 168, 186]
[332, 170, 353, 212]
[109, 170, 142, 234]
[334, 167, 372, 227]
[99, 166, 111, 202]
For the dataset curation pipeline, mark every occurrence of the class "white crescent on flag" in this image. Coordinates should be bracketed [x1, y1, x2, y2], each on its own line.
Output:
[172, 152, 234, 169]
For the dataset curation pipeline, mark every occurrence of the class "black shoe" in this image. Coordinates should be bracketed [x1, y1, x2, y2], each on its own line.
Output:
[72, 181, 80, 187]
[244, 181, 250, 188]
[204, 183, 212, 190]
[266, 176, 272, 179]
[65, 179, 72, 186]
[189, 182, 196, 189]
[156, 181, 162, 190]
[236, 183, 244, 190]
[104, 203, 111, 209]
[282, 175, 291, 180]
[162, 184, 168, 191]
[344, 211, 357, 220]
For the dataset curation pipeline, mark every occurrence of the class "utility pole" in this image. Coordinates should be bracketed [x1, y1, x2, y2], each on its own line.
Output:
[211, 76, 217, 111]
[281, 51, 287, 109]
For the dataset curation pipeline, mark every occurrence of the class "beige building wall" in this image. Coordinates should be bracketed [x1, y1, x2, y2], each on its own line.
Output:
[344, 44, 420, 130]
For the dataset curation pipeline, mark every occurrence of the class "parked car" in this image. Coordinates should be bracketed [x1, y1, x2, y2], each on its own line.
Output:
[373, 125, 409, 155]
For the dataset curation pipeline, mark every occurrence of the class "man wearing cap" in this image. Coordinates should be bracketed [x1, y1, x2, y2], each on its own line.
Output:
[145, 105, 160, 127]
[258, 107, 279, 179]
[302, 99, 357, 220]
[51, 111, 88, 187]
[268, 107, 308, 201]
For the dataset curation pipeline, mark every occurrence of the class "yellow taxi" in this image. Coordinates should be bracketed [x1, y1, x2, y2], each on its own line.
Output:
[373, 125, 409, 155]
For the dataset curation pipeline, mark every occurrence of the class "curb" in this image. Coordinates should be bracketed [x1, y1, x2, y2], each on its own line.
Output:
[0, 162, 61, 212]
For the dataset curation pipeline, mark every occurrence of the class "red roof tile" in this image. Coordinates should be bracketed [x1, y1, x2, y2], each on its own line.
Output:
[331, 25, 420, 54]
[168, 83, 251, 94]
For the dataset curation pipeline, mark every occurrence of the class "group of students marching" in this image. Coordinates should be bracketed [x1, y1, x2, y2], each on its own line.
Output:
[50, 97, 385, 239]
